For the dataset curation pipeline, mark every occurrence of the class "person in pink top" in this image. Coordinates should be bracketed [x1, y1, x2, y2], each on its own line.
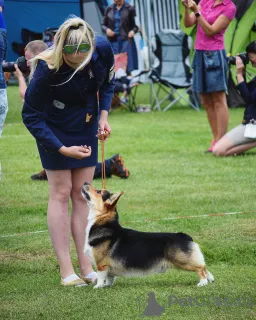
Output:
[182, 0, 236, 152]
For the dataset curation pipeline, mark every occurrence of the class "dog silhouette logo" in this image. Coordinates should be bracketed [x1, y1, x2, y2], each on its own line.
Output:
[137, 291, 165, 317]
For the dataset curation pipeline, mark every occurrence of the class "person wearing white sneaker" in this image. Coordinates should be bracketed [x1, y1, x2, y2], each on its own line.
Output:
[22, 17, 114, 286]
[61, 274, 88, 287]
[80, 271, 97, 284]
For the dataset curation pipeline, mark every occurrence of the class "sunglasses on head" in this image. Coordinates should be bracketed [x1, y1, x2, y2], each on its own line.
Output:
[63, 43, 91, 54]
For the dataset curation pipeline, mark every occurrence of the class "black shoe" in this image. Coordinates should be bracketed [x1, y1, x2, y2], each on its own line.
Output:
[31, 169, 48, 181]
[110, 154, 130, 179]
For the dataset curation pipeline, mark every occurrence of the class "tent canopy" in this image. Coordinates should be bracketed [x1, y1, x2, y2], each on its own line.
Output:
[4, 0, 81, 61]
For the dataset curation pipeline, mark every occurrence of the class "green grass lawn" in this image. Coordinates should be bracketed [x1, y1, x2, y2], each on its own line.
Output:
[0, 85, 256, 320]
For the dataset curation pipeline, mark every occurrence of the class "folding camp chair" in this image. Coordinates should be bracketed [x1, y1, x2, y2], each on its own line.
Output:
[127, 69, 149, 111]
[148, 29, 200, 111]
[111, 69, 148, 112]
[112, 51, 149, 112]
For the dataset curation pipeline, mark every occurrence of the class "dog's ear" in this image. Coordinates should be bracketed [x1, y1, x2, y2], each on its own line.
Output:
[105, 191, 124, 207]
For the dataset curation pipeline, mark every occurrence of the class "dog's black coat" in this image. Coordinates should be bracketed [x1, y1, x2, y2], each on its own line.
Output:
[89, 217, 193, 269]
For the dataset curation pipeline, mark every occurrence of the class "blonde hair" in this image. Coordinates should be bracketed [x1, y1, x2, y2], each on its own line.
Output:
[25, 40, 48, 55]
[29, 16, 95, 82]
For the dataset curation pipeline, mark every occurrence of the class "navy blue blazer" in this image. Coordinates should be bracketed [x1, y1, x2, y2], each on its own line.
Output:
[237, 76, 256, 124]
[22, 35, 115, 154]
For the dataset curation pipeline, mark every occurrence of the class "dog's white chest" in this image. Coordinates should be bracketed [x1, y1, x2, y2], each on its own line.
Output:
[84, 218, 96, 266]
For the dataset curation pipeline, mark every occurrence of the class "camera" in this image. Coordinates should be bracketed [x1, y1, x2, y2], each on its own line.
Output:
[2, 56, 29, 73]
[228, 52, 249, 65]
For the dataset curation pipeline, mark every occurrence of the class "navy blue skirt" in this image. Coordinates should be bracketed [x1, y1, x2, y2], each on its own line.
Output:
[192, 49, 228, 94]
[37, 119, 98, 170]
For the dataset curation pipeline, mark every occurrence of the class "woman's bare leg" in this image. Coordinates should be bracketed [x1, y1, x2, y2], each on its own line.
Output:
[200, 92, 217, 140]
[211, 91, 229, 141]
[213, 135, 256, 156]
[224, 142, 256, 155]
[46, 169, 74, 279]
[70, 166, 95, 277]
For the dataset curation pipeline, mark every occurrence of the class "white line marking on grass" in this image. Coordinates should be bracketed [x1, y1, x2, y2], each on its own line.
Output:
[0, 230, 48, 238]
[126, 211, 252, 223]
[0, 211, 254, 238]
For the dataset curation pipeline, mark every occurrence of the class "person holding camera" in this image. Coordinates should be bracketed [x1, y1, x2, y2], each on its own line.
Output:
[15, 41, 129, 181]
[0, 0, 8, 138]
[212, 41, 256, 156]
[14, 40, 48, 100]
[22, 16, 115, 286]
[182, 0, 236, 152]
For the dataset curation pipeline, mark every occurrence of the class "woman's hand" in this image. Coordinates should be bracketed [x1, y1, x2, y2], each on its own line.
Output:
[181, 0, 189, 8]
[187, 0, 199, 13]
[97, 111, 111, 141]
[128, 30, 135, 38]
[59, 145, 91, 159]
[14, 64, 23, 79]
[236, 57, 245, 84]
[236, 57, 245, 75]
[106, 28, 115, 37]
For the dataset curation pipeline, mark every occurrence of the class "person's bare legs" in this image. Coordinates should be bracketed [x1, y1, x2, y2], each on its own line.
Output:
[70, 166, 95, 277]
[213, 135, 256, 156]
[211, 91, 229, 142]
[46, 169, 74, 279]
[200, 93, 217, 140]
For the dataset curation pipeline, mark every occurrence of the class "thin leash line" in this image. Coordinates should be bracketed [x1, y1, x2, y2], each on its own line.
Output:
[100, 139, 106, 191]
[0, 210, 254, 239]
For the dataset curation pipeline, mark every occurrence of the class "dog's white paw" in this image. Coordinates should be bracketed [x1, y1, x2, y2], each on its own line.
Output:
[197, 279, 208, 287]
[93, 283, 106, 289]
[206, 272, 214, 283]
[105, 276, 115, 286]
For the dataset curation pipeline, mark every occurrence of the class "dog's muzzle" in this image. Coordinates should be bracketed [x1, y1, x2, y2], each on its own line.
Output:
[82, 182, 91, 201]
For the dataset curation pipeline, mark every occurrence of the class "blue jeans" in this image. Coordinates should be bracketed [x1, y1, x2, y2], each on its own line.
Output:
[110, 37, 138, 73]
[0, 89, 8, 137]
[0, 29, 7, 89]
[111, 37, 129, 55]
[0, 29, 8, 137]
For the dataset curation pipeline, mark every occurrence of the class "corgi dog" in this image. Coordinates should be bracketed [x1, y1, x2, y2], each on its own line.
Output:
[81, 182, 214, 289]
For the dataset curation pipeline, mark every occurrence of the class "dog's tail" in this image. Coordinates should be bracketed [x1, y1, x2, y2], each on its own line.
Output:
[190, 242, 205, 266]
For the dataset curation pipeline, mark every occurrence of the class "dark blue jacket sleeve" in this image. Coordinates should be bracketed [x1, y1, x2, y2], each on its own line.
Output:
[237, 79, 256, 106]
[97, 37, 115, 112]
[22, 60, 63, 151]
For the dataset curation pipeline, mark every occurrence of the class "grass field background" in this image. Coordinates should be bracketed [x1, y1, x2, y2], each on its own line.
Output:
[0, 85, 256, 319]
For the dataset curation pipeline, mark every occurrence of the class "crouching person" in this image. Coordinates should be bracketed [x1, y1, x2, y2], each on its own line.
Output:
[213, 41, 256, 156]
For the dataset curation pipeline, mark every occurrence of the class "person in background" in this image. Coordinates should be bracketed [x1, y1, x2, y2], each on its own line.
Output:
[0, 0, 8, 138]
[22, 16, 115, 287]
[15, 40, 48, 100]
[213, 41, 256, 156]
[102, 0, 139, 73]
[15, 41, 130, 181]
[182, 0, 236, 152]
